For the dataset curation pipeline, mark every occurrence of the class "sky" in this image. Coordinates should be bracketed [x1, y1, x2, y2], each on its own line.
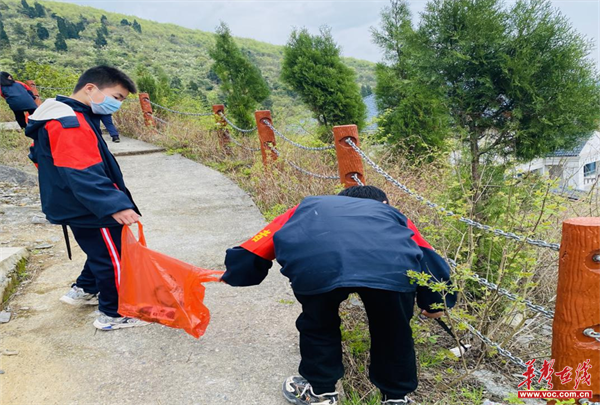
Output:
[47, 0, 600, 67]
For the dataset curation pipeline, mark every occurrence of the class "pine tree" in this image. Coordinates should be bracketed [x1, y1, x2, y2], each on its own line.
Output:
[120, 19, 130, 26]
[33, 2, 45, 17]
[36, 22, 49, 40]
[55, 32, 67, 52]
[281, 26, 367, 137]
[0, 21, 10, 50]
[101, 15, 108, 25]
[132, 20, 142, 33]
[20, 0, 35, 18]
[94, 28, 107, 48]
[209, 22, 270, 129]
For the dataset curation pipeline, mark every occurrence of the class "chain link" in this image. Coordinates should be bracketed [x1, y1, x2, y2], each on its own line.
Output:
[446, 259, 554, 319]
[262, 120, 336, 151]
[146, 99, 213, 117]
[219, 112, 257, 133]
[265, 144, 339, 180]
[462, 321, 542, 377]
[472, 274, 554, 319]
[583, 328, 600, 342]
[345, 139, 561, 251]
[351, 173, 365, 186]
[153, 116, 169, 125]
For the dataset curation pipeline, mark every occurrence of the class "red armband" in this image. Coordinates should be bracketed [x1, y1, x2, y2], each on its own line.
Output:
[240, 205, 298, 260]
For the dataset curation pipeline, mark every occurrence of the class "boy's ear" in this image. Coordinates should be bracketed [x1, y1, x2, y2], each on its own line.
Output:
[383, 200, 389, 204]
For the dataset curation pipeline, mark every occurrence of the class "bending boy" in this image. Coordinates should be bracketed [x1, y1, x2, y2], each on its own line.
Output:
[26, 66, 148, 331]
[222, 185, 456, 405]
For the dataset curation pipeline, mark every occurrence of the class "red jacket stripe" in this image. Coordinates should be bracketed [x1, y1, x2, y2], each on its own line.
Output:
[241, 205, 299, 260]
[47, 113, 102, 170]
[406, 218, 433, 250]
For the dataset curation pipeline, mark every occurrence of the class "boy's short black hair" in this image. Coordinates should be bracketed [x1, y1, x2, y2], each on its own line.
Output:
[338, 185, 388, 203]
[74, 65, 137, 94]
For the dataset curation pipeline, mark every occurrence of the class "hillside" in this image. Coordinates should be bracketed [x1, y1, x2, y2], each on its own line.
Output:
[0, 0, 376, 117]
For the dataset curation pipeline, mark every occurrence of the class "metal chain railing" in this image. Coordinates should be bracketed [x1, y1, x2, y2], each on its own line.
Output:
[218, 112, 257, 133]
[262, 120, 336, 151]
[351, 173, 364, 186]
[266, 144, 340, 180]
[146, 99, 213, 117]
[462, 320, 542, 378]
[345, 138, 561, 251]
[446, 259, 554, 319]
[583, 328, 600, 342]
[472, 274, 554, 320]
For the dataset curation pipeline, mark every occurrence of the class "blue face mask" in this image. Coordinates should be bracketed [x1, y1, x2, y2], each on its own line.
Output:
[88, 86, 122, 115]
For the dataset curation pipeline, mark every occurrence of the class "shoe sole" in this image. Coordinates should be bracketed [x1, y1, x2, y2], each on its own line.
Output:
[60, 295, 99, 306]
[93, 319, 150, 331]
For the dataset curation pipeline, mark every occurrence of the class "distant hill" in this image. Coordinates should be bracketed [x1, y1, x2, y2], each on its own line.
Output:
[0, 0, 375, 116]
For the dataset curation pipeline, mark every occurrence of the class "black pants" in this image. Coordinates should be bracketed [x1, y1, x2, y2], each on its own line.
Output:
[294, 288, 417, 399]
[14, 109, 36, 129]
[70, 226, 123, 318]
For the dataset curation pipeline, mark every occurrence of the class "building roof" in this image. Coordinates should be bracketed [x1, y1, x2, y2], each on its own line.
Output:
[547, 136, 592, 157]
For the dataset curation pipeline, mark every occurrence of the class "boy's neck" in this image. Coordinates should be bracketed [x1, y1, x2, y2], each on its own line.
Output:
[68, 92, 91, 107]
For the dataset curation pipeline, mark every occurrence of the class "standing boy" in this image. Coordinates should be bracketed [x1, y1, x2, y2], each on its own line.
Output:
[26, 66, 148, 330]
[222, 186, 456, 405]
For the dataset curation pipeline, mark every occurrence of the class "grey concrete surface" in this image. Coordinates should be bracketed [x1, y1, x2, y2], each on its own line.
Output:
[103, 134, 165, 156]
[0, 247, 28, 301]
[0, 137, 300, 405]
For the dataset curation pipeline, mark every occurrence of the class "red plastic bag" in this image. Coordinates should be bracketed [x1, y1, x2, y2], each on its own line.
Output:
[118, 223, 223, 338]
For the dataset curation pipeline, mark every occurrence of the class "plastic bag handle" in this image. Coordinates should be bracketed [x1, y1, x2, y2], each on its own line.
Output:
[131, 222, 147, 247]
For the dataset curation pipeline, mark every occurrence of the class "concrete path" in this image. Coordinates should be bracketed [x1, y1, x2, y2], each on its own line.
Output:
[0, 136, 300, 405]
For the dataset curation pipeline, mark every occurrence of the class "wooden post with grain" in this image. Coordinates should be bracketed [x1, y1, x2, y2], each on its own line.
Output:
[25, 80, 42, 107]
[212, 104, 231, 152]
[333, 125, 366, 188]
[254, 110, 277, 167]
[138, 93, 155, 127]
[551, 217, 600, 403]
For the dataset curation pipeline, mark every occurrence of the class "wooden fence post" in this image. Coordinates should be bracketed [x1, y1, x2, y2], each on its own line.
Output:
[254, 110, 277, 167]
[139, 92, 155, 127]
[212, 104, 231, 152]
[551, 217, 600, 403]
[333, 125, 366, 188]
[25, 80, 42, 107]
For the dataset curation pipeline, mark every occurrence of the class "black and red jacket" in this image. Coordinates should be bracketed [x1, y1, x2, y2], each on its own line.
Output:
[223, 195, 456, 312]
[0, 80, 38, 111]
[25, 96, 139, 228]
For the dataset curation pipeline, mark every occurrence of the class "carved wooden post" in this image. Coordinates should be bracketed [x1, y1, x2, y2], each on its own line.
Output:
[333, 125, 366, 187]
[138, 93, 155, 127]
[551, 217, 600, 403]
[212, 104, 231, 152]
[254, 110, 277, 167]
[25, 80, 42, 106]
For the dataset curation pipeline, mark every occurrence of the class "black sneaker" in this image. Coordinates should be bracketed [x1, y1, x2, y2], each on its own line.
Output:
[283, 376, 338, 405]
[381, 396, 413, 404]
[112, 136, 120, 143]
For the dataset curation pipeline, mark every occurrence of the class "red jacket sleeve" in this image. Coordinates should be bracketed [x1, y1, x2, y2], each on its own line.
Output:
[240, 205, 298, 260]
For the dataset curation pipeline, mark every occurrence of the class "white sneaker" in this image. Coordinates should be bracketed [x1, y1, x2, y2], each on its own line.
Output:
[93, 313, 150, 331]
[60, 286, 99, 306]
[382, 397, 413, 404]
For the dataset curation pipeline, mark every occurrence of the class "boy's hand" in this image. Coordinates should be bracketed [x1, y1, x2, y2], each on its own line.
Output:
[420, 309, 444, 319]
[112, 209, 140, 225]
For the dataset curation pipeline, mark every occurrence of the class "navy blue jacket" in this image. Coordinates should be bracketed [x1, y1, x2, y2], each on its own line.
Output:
[0, 81, 38, 111]
[223, 196, 456, 312]
[25, 96, 139, 228]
